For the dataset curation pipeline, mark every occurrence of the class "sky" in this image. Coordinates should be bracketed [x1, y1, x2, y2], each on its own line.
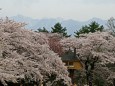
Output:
[0, 0, 115, 21]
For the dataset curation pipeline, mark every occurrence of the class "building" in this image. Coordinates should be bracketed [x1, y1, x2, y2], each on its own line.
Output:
[61, 48, 83, 70]
[61, 48, 83, 85]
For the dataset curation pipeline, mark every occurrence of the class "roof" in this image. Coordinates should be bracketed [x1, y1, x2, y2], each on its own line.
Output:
[61, 48, 79, 61]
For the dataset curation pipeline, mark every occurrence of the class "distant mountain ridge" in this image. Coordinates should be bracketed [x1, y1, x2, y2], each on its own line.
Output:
[10, 15, 107, 35]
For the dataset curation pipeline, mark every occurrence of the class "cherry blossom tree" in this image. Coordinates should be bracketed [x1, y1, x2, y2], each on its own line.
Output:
[107, 17, 115, 36]
[61, 32, 115, 64]
[60, 32, 115, 85]
[47, 33, 64, 56]
[0, 18, 71, 86]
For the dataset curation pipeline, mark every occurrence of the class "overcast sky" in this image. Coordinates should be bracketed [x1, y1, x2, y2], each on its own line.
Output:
[0, 0, 115, 21]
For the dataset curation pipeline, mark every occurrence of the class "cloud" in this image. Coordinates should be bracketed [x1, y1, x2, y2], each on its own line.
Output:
[0, 0, 115, 20]
[80, 0, 115, 4]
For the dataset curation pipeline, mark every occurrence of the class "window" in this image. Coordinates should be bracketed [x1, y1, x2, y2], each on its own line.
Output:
[69, 62, 73, 66]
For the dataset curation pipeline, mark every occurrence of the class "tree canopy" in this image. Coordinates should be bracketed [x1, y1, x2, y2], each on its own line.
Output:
[51, 22, 71, 37]
[74, 21, 104, 37]
[60, 32, 115, 85]
[36, 27, 49, 33]
[107, 17, 115, 36]
[0, 18, 71, 86]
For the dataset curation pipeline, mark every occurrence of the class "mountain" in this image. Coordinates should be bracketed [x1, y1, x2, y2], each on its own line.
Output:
[10, 15, 107, 35]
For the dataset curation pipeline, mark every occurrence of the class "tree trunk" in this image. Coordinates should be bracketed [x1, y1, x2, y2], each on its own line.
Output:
[113, 78, 115, 86]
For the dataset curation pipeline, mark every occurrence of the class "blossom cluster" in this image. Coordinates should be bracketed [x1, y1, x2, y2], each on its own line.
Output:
[60, 32, 115, 64]
[0, 18, 71, 85]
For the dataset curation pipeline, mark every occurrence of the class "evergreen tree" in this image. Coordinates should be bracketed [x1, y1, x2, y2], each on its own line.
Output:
[51, 22, 71, 37]
[36, 27, 49, 33]
[89, 21, 103, 32]
[74, 21, 104, 37]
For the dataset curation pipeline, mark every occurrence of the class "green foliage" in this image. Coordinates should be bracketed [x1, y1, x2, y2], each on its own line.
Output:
[51, 22, 71, 37]
[74, 70, 87, 85]
[36, 27, 49, 33]
[43, 74, 67, 86]
[93, 74, 107, 86]
[74, 21, 104, 37]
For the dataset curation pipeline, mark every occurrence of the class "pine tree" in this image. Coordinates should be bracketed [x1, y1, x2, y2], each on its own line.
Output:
[51, 22, 71, 37]
[36, 27, 49, 33]
[74, 21, 104, 37]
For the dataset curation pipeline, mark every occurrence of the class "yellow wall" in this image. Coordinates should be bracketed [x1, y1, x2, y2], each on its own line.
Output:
[73, 61, 83, 70]
[66, 61, 83, 70]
